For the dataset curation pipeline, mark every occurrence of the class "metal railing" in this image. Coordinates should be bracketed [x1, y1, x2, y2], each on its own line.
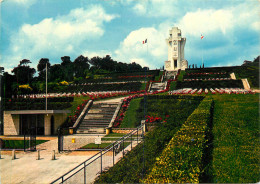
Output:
[51, 124, 144, 184]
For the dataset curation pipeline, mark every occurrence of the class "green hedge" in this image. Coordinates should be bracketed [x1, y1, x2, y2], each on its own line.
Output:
[48, 82, 143, 93]
[176, 80, 243, 89]
[143, 98, 213, 183]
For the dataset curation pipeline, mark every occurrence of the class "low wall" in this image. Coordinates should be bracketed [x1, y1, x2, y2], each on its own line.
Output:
[111, 128, 136, 134]
[62, 135, 96, 151]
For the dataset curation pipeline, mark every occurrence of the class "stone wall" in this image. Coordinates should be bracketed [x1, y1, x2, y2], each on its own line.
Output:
[111, 129, 135, 134]
[53, 113, 67, 134]
[3, 112, 19, 135]
[62, 135, 96, 150]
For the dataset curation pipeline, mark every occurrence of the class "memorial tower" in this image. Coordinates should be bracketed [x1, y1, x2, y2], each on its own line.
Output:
[165, 27, 188, 71]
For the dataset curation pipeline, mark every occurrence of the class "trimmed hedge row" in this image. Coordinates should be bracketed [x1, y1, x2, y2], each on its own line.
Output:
[185, 66, 239, 73]
[142, 98, 213, 183]
[183, 73, 230, 80]
[176, 80, 243, 89]
[48, 82, 142, 93]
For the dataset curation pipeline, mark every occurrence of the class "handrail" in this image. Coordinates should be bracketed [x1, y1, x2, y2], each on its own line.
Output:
[108, 99, 124, 128]
[71, 100, 93, 130]
[51, 123, 144, 184]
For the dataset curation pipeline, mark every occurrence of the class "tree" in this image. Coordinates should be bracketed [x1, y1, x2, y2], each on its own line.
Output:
[128, 62, 142, 71]
[37, 58, 51, 81]
[12, 59, 36, 84]
[60, 56, 73, 81]
[73, 55, 89, 78]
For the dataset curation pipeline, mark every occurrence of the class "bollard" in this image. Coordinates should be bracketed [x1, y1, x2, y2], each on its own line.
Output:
[52, 150, 56, 160]
[12, 150, 16, 160]
[37, 150, 40, 160]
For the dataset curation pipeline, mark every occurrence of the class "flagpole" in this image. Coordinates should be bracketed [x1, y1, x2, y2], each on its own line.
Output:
[201, 34, 204, 67]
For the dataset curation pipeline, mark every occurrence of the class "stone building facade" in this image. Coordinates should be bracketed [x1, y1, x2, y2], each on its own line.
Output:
[3, 110, 70, 136]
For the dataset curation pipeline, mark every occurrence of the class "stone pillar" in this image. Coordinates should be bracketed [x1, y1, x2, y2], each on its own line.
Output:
[44, 114, 51, 136]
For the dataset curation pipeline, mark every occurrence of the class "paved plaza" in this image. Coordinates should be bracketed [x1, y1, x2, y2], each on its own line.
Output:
[0, 135, 100, 184]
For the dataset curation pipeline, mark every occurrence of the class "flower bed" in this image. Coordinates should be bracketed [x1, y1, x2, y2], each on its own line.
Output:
[169, 88, 254, 95]
[143, 98, 213, 183]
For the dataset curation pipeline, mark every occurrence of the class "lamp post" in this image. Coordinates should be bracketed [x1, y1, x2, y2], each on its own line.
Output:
[0, 67, 4, 135]
[45, 63, 47, 112]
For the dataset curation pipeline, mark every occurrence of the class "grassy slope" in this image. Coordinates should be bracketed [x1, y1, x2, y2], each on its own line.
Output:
[66, 96, 90, 116]
[169, 70, 185, 90]
[154, 71, 164, 81]
[120, 98, 142, 128]
[209, 94, 259, 183]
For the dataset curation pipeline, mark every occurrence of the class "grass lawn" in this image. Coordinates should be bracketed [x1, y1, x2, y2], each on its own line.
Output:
[102, 133, 127, 141]
[120, 98, 142, 128]
[208, 94, 260, 183]
[154, 71, 164, 81]
[140, 82, 147, 90]
[177, 70, 185, 81]
[66, 96, 90, 116]
[3, 140, 48, 149]
[81, 142, 131, 149]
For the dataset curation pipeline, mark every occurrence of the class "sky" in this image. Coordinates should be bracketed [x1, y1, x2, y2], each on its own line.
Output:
[0, 0, 259, 73]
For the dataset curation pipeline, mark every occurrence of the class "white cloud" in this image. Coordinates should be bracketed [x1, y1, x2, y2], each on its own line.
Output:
[8, 5, 118, 65]
[114, 27, 167, 68]
[176, 9, 233, 36]
[131, 0, 180, 17]
[82, 50, 112, 59]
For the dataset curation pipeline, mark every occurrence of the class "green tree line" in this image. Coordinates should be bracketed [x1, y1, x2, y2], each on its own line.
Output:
[2, 55, 144, 97]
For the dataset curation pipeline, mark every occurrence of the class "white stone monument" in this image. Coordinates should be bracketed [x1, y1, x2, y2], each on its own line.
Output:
[165, 27, 188, 71]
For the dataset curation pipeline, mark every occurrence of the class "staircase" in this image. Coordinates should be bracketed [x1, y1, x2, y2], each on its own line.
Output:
[76, 102, 119, 134]
[241, 79, 250, 90]
[149, 82, 166, 92]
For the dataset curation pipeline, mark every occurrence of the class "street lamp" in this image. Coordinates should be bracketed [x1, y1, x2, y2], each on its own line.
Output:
[0, 66, 5, 135]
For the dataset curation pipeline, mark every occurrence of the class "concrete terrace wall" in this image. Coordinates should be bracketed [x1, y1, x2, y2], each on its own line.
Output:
[4, 112, 19, 135]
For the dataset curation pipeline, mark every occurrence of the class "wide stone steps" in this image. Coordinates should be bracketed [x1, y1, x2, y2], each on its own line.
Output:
[76, 102, 119, 134]
[150, 82, 165, 92]
[84, 114, 113, 119]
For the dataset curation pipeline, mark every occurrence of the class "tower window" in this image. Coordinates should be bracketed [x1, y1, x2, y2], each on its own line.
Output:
[174, 60, 177, 68]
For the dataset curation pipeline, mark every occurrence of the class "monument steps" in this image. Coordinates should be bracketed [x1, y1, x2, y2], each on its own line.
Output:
[149, 82, 166, 92]
[76, 102, 119, 134]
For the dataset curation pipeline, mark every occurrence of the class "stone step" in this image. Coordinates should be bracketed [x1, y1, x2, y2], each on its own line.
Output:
[84, 114, 113, 119]
[88, 109, 116, 113]
[79, 124, 109, 128]
[76, 128, 105, 134]
[93, 104, 118, 108]
[82, 119, 110, 123]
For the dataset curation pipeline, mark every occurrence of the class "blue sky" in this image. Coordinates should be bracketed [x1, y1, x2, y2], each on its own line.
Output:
[0, 0, 259, 73]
